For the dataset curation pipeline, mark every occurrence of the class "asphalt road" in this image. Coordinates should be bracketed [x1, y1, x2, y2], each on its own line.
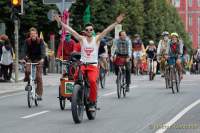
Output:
[0, 74, 200, 133]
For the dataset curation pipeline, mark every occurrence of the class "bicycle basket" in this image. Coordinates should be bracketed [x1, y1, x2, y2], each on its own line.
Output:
[114, 56, 127, 66]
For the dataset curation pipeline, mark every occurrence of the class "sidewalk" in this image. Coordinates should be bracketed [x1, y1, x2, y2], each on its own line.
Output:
[0, 73, 60, 96]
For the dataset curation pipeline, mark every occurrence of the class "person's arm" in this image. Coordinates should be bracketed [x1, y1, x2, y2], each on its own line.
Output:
[111, 39, 117, 57]
[96, 14, 125, 43]
[128, 39, 132, 58]
[54, 15, 83, 42]
[56, 41, 62, 59]
[157, 40, 161, 55]
[39, 40, 45, 63]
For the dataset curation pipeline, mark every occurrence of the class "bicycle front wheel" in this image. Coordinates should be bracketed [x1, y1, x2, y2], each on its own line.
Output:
[122, 74, 126, 98]
[117, 70, 122, 99]
[170, 68, 175, 94]
[71, 84, 84, 124]
[27, 91, 33, 108]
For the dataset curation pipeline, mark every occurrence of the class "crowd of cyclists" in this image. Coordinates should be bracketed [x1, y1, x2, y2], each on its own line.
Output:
[2, 13, 200, 122]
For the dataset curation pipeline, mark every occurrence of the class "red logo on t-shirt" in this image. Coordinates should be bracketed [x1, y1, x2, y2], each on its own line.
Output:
[84, 48, 94, 57]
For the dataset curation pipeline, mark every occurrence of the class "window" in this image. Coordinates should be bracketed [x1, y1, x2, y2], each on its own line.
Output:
[198, 34, 200, 47]
[174, 0, 180, 7]
[188, 0, 192, 7]
[198, 0, 200, 7]
[189, 32, 193, 41]
[189, 15, 192, 26]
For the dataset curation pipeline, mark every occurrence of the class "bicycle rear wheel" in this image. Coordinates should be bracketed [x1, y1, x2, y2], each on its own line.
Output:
[71, 84, 84, 124]
[59, 86, 65, 110]
[117, 70, 122, 99]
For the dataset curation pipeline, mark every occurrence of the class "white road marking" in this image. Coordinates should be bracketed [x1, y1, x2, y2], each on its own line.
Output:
[0, 92, 24, 100]
[21, 110, 50, 119]
[155, 99, 200, 133]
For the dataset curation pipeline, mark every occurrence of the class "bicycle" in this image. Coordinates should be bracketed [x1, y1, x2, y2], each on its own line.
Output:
[71, 62, 98, 124]
[115, 56, 128, 99]
[24, 63, 39, 108]
[165, 57, 180, 93]
[148, 58, 154, 81]
[57, 53, 80, 110]
[98, 57, 107, 89]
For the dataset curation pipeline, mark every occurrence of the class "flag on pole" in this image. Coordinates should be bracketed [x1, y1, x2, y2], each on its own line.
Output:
[83, 1, 91, 25]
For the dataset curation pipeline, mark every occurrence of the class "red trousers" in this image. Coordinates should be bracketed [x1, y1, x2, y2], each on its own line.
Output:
[78, 65, 99, 103]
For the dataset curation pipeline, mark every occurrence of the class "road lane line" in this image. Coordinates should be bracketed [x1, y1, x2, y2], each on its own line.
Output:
[0, 92, 24, 100]
[155, 99, 200, 133]
[102, 91, 117, 96]
[21, 110, 50, 119]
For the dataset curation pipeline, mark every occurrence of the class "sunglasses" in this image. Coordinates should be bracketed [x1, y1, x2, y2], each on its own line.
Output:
[85, 28, 93, 32]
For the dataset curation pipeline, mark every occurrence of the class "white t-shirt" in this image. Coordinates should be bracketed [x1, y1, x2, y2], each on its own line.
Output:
[81, 37, 99, 63]
[0, 46, 13, 65]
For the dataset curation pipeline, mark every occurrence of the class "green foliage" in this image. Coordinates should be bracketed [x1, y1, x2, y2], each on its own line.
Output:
[0, 0, 192, 52]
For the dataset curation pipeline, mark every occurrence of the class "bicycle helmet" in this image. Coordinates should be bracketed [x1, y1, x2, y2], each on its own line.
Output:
[149, 40, 154, 44]
[161, 31, 169, 36]
[170, 32, 179, 38]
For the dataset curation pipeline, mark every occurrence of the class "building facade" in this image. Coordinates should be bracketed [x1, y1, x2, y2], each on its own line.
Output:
[170, 0, 200, 48]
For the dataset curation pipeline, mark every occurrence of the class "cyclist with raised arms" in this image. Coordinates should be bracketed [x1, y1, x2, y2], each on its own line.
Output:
[54, 14, 125, 111]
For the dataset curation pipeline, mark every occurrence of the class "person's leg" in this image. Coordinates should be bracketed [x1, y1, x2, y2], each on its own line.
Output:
[125, 61, 131, 91]
[160, 57, 165, 77]
[24, 63, 31, 82]
[1, 65, 7, 81]
[36, 64, 43, 99]
[8, 63, 13, 80]
[176, 59, 183, 79]
[87, 65, 99, 104]
[153, 61, 157, 74]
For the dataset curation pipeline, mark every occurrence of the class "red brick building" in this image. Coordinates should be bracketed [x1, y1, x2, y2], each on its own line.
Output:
[170, 0, 200, 48]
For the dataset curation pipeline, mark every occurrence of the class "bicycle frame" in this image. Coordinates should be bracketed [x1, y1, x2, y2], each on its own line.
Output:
[27, 63, 38, 100]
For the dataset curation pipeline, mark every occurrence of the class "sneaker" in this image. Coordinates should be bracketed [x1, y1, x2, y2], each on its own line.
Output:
[37, 96, 42, 101]
[88, 103, 96, 112]
[126, 86, 130, 92]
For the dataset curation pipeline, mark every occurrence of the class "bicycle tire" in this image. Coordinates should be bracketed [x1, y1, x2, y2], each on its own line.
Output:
[71, 84, 84, 124]
[164, 68, 169, 89]
[175, 70, 180, 93]
[27, 91, 33, 108]
[59, 86, 65, 110]
[117, 70, 122, 99]
[122, 73, 126, 98]
[85, 103, 96, 120]
[170, 68, 175, 94]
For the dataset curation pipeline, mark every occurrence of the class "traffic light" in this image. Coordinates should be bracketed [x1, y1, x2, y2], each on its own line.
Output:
[11, 0, 23, 14]
[11, 0, 21, 6]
